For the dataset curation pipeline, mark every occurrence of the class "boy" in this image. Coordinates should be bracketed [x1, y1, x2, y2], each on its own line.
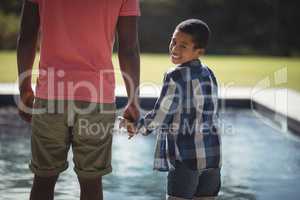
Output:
[124, 19, 221, 200]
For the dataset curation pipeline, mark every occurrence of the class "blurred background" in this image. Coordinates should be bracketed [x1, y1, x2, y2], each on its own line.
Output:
[0, 0, 300, 91]
[1, 0, 300, 55]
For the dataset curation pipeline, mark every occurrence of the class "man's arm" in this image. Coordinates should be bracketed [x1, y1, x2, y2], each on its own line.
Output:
[17, 0, 40, 122]
[117, 16, 140, 123]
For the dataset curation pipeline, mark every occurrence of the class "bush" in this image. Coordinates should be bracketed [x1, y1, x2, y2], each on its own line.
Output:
[0, 11, 19, 49]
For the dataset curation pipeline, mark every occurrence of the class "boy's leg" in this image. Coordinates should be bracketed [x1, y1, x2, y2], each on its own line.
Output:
[167, 161, 199, 200]
[167, 195, 192, 200]
[167, 196, 189, 200]
[193, 168, 221, 200]
[72, 102, 116, 200]
[193, 197, 216, 200]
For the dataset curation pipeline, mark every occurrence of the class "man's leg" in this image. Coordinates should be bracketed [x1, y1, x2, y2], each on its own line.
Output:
[30, 175, 59, 200]
[72, 102, 116, 200]
[30, 99, 71, 200]
[78, 177, 103, 200]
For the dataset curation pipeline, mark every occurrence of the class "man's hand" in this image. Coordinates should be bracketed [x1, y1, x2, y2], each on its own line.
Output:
[18, 89, 34, 123]
[118, 116, 137, 139]
[122, 103, 140, 139]
[123, 103, 140, 123]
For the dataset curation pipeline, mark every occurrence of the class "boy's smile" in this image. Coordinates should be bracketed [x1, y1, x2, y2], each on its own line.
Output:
[169, 30, 203, 65]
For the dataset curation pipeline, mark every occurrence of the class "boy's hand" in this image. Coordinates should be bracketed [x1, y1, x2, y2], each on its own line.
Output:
[118, 116, 138, 139]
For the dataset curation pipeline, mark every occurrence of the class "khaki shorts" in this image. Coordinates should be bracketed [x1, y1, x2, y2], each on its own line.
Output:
[30, 98, 116, 178]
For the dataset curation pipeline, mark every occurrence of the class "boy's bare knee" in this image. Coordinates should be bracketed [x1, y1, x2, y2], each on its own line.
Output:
[193, 196, 217, 200]
[166, 195, 189, 200]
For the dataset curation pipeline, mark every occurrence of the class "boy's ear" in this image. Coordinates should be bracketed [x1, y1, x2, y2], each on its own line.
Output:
[196, 48, 205, 56]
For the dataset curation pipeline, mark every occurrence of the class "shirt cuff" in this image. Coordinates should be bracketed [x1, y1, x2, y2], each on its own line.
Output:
[136, 117, 152, 136]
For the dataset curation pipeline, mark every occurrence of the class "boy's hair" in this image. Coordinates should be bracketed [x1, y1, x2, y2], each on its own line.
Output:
[176, 19, 210, 49]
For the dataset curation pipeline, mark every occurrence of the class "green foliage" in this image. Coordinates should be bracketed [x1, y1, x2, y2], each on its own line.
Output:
[0, 0, 299, 56]
[0, 11, 19, 49]
[0, 0, 21, 15]
[139, 0, 300, 56]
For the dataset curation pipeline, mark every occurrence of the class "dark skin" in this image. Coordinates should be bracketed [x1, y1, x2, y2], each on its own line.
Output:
[17, 1, 140, 200]
[117, 17, 141, 124]
[17, 0, 39, 123]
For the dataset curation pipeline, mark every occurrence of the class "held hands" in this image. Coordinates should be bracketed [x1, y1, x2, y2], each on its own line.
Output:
[120, 103, 140, 139]
[118, 116, 138, 139]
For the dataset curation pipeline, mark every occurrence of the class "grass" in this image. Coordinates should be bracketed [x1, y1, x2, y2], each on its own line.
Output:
[1, 50, 300, 91]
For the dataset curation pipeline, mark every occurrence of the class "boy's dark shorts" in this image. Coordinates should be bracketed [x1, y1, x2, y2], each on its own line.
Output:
[167, 161, 221, 200]
[30, 98, 116, 179]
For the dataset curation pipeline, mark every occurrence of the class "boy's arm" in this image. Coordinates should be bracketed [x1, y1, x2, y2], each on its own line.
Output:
[17, 0, 40, 122]
[117, 16, 141, 124]
[139, 74, 180, 135]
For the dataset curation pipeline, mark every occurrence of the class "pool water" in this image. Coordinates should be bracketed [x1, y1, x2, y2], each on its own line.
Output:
[0, 107, 300, 200]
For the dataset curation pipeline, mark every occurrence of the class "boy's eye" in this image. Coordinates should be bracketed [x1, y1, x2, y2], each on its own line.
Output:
[180, 45, 186, 49]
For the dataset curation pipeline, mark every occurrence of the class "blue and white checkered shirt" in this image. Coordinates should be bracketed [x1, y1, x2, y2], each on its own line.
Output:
[138, 59, 221, 172]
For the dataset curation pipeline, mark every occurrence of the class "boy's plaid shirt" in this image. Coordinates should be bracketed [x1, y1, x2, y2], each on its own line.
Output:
[138, 59, 221, 172]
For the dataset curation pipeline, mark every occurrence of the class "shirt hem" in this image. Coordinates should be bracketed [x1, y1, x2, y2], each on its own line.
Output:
[36, 93, 115, 104]
[153, 166, 222, 172]
[119, 11, 141, 16]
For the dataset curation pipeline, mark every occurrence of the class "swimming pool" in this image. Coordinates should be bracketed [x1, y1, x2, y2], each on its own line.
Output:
[0, 107, 300, 200]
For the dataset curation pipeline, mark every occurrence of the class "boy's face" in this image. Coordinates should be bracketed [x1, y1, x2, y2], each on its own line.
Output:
[169, 30, 203, 65]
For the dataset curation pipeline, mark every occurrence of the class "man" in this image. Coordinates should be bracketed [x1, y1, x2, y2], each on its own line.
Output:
[17, 0, 140, 200]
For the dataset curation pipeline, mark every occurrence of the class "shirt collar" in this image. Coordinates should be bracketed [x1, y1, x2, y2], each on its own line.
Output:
[176, 59, 202, 68]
